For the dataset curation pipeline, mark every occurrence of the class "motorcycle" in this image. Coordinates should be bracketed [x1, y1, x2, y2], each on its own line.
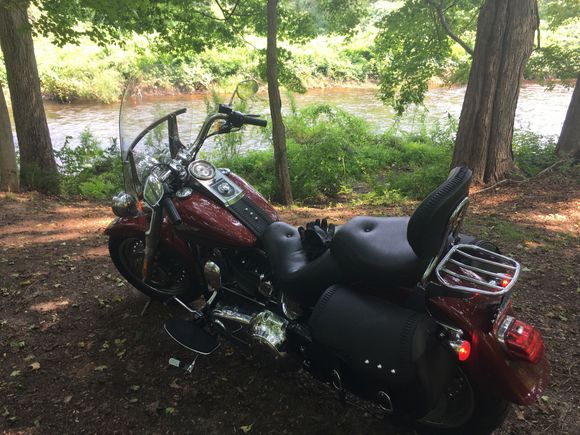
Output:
[105, 80, 548, 433]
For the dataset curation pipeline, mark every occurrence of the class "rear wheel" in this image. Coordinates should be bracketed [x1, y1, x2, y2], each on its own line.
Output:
[109, 236, 201, 302]
[416, 368, 511, 434]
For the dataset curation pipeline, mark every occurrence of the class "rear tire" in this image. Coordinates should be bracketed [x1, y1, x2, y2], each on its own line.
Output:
[416, 368, 511, 435]
[108, 236, 201, 302]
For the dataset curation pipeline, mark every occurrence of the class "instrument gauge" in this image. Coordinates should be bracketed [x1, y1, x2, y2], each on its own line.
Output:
[188, 160, 216, 180]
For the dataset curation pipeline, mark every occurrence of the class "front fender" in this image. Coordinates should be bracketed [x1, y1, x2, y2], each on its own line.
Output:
[104, 215, 197, 266]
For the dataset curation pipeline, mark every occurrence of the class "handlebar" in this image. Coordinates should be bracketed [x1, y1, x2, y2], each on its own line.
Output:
[243, 115, 268, 127]
[218, 104, 267, 127]
[155, 105, 267, 185]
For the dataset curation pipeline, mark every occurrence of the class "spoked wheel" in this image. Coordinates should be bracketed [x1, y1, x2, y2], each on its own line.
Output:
[109, 236, 201, 302]
[416, 368, 511, 435]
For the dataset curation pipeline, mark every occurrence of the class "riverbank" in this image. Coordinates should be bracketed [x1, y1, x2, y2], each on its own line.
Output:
[0, 165, 578, 433]
[52, 103, 563, 203]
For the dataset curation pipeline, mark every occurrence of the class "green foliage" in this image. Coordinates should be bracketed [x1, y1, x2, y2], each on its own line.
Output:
[539, 0, 580, 29]
[374, 0, 479, 114]
[216, 103, 456, 203]
[56, 106, 560, 202]
[55, 129, 123, 199]
[33, 32, 378, 103]
[512, 131, 560, 177]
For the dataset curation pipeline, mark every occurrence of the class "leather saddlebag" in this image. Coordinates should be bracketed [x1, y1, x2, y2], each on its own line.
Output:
[309, 285, 454, 416]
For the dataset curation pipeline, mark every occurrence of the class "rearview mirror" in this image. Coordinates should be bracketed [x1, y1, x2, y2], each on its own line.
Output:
[229, 80, 259, 105]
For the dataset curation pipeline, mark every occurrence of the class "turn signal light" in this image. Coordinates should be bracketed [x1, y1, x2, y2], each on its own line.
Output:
[498, 316, 544, 364]
[457, 340, 471, 361]
[450, 340, 471, 361]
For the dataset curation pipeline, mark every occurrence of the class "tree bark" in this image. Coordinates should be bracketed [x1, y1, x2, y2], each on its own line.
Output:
[266, 0, 293, 205]
[0, 82, 19, 191]
[452, 0, 539, 184]
[0, 2, 58, 193]
[556, 74, 580, 159]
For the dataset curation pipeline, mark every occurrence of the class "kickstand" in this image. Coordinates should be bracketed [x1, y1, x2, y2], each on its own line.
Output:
[185, 354, 199, 374]
[140, 297, 152, 317]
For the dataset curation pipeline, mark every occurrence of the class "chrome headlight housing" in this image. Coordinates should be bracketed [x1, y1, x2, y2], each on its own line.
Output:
[112, 191, 138, 217]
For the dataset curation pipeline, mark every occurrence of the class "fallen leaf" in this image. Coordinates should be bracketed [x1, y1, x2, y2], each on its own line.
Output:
[165, 407, 176, 415]
[541, 395, 549, 402]
[515, 409, 525, 421]
[94, 365, 108, 372]
[10, 370, 21, 377]
[128, 398, 139, 404]
[30, 362, 41, 370]
[240, 423, 253, 433]
[129, 385, 141, 391]
[63, 395, 72, 404]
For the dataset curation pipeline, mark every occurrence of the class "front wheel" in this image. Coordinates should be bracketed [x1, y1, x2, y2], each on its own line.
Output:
[108, 236, 201, 302]
[416, 368, 512, 435]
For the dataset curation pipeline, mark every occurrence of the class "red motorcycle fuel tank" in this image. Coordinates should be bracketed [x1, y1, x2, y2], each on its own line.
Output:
[173, 172, 278, 248]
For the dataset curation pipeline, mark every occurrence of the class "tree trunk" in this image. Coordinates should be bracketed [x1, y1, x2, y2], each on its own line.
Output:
[0, 82, 19, 191]
[266, 0, 293, 205]
[556, 74, 580, 159]
[0, 2, 58, 193]
[452, 0, 539, 184]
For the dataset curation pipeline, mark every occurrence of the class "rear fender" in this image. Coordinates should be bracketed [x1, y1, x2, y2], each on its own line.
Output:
[104, 215, 196, 265]
[429, 296, 549, 405]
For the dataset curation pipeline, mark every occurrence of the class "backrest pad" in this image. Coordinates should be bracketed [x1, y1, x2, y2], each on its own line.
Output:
[407, 167, 472, 259]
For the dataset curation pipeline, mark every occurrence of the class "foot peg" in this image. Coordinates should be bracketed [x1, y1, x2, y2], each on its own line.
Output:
[164, 318, 219, 355]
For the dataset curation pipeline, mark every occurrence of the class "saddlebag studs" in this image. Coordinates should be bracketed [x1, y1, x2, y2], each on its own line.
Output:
[377, 391, 394, 413]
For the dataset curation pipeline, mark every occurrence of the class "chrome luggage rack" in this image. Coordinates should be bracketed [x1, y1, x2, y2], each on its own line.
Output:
[435, 244, 521, 297]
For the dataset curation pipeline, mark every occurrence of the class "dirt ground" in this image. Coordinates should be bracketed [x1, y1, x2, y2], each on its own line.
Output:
[1, 165, 578, 434]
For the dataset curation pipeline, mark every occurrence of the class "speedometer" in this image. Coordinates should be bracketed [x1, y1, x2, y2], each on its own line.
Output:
[188, 160, 216, 180]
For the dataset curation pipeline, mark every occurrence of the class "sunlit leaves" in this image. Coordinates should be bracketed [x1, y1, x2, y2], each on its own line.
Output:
[374, 0, 480, 114]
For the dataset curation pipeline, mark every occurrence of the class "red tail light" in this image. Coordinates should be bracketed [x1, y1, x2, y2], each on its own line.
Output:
[498, 316, 544, 364]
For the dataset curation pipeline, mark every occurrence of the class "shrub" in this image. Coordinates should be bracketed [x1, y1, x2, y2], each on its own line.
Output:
[512, 131, 559, 177]
[55, 129, 123, 199]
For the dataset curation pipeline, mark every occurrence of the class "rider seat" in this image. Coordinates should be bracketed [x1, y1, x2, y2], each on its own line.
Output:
[261, 167, 473, 306]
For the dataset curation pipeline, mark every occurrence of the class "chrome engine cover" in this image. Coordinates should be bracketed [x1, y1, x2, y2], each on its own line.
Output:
[249, 310, 288, 356]
[211, 302, 288, 357]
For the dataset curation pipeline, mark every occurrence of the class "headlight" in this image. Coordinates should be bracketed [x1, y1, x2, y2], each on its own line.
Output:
[112, 192, 138, 217]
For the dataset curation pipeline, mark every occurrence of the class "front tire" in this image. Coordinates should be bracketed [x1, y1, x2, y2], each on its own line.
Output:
[416, 368, 512, 434]
[108, 236, 201, 302]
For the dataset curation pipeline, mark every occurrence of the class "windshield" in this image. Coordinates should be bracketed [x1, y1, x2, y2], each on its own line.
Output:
[119, 78, 194, 195]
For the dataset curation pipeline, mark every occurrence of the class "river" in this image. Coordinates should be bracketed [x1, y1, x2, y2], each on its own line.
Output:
[11, 83, 574, 151]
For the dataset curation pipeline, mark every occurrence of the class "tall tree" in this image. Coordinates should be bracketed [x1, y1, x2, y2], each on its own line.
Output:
[0, 1, 58, 193]
[0, 81, 18, 191]
[452, 0, 539, 184]
[528, 0, 580, 160]
[266, 0, 293, 205]
[375, 0, 541, 184]
[556, 74, 579, 159]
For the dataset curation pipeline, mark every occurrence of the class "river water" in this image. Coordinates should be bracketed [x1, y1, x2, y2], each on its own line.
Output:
[13, 83, 574, 151]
